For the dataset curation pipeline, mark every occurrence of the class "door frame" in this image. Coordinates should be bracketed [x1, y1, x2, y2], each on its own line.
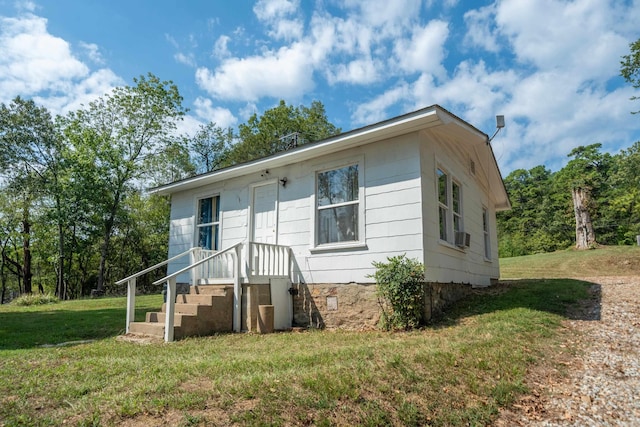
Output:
[248, 180, 279, 244]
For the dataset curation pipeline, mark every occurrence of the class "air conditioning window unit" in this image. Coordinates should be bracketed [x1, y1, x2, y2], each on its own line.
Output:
[455, 231, 471, 248]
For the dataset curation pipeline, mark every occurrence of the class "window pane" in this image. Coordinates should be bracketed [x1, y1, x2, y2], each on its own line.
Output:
[198, 224, 219, 250]
[439, 206, 447, 241]
[452, 182, 460, 214]
[453, 214, 461, 233]
[198, 225, 213, 250]
[318, 205, 358, 244]
[318, 165, 359, 207]
[198, 198, 212, 225]
[213, 195, 220, 222]
[437, 169, 447, 204]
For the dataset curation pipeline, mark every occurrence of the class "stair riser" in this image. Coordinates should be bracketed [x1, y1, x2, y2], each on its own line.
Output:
[190, 285, 233, 296]
[131, 290, 234, 340]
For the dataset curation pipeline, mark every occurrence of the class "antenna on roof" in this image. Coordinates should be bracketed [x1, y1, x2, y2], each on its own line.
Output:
[488, 115, 505, 143]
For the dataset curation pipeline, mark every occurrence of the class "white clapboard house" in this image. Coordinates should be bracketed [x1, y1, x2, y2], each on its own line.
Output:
[119, 105, 510, 341]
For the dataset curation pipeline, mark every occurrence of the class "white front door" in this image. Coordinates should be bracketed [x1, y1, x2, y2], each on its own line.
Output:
[252, 182, 278, 244]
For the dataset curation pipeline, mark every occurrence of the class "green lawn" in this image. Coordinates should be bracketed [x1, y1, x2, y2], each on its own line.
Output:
[0, 279, 590, 426]
[500, 245, 640, 279]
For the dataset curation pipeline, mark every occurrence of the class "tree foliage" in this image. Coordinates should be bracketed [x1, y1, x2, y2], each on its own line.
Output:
[497, 143, 639, 256]
[224, 100, 340, 166]
[621, 38, 640, 113]
[63, 73, 186, 293]
[0, 88, 342, 301]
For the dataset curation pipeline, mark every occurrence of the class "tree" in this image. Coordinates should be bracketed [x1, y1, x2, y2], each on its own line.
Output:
[63, 73, 186, 294]
[621, 38, 640, 113]
[556, 144, 612, 250]
[189, 122, 234, 174]
[224, 100, 340, 166]
[0, 97, 62, 294]
[606, 141, 640, 243]
[497, 166, 572, 256]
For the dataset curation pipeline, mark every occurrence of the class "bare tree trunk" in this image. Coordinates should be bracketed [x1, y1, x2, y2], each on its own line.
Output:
[22, 204, 32, 294]
[57, 221, 66, 300]
[572, 187, 597, 249]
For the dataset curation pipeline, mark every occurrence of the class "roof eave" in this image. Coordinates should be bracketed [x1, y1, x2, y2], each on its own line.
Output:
[150, 106, 443, 196]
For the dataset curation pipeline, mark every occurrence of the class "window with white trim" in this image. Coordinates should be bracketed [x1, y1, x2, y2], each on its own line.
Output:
[483, 207, 491, 259]
[437, 167, 463, 245]
[437, 169, 449, 241]
[196, 195, 220, 250]
[316, 164, 359, 245]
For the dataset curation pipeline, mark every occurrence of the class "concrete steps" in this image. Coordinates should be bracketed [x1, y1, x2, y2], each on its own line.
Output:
[127, 285, 234, 341]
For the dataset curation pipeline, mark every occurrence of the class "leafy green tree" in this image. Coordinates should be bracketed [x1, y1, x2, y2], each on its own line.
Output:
[189, 122, 234, 173]
[63, 73, 186, 294]
[497, 166, 571, 256]
[0, 97, 64, 294]
[621, 38, 640, 113]
[225, 100, 340, 166]
[0, 190, 24, 299]
[554, 144, 612, 249]
[606, 141, 640, 243]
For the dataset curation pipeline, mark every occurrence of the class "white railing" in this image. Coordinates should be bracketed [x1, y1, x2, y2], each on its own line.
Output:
[191, 248, 236, 284]
[152, 242, 243, 342]
[248, 242, 291, 278]
[121, 241, 293, 342]
[116, 247, 201, 336]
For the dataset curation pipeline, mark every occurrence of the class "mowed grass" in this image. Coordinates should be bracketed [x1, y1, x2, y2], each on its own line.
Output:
[500, 245, 640, 279]
[0, 279, 590, 426]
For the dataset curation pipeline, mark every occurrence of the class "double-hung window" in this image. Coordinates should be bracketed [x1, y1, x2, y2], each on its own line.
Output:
[437, 167, 463, 245]
[196, 196, 220, 250]
[483, 207, 491, 259]
[316, 164, 359, 245]
[437, 169, 449, 241]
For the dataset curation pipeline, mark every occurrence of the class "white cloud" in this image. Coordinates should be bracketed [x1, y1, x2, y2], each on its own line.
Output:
[174, 52, 196, 67]
[393, 20, 449, 79]
[326, 57, 380, 85]
[341, 0, 421, 37]
[34, 68, 123, 114]
[213, 35, 231, 59]
[253, 0, 303, 41]
[496, 0, 629, 79]
[193, 97, 238, 128]
[0, 14, 89, 101]
[463, 5, 500, 53]
[14, 0, 36, 12]
[253, 0, 298, 21]
[351, 83, 411, 125]
[196, 41, 317, 101]
[0, 12, 121, 114]
[79, 41, 104, 64]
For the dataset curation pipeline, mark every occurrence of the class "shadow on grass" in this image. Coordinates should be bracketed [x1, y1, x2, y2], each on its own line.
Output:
[0, 305, 155, 350]
[437, 278, 601, 327]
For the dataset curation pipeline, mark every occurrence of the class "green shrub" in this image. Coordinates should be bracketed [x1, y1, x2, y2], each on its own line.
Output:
[12, 293, 60, 306]
[369, 254, 425, 331]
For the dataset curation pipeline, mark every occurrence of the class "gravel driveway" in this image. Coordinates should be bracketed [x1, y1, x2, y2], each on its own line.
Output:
[496, 276, 640, 426]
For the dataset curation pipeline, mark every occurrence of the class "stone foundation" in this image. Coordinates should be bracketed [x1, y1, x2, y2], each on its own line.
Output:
[292, 281, 474, 330]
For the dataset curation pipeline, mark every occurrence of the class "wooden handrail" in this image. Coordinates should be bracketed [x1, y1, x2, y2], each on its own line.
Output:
[115, 247, 198, 285]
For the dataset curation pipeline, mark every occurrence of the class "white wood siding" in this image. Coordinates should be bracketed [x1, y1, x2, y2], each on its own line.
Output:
[165, 127, 502, 286]
[419, 129, 500, 286]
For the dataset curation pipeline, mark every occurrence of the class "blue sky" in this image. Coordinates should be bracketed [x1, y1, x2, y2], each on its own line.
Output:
[1, 0, 639, 175]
